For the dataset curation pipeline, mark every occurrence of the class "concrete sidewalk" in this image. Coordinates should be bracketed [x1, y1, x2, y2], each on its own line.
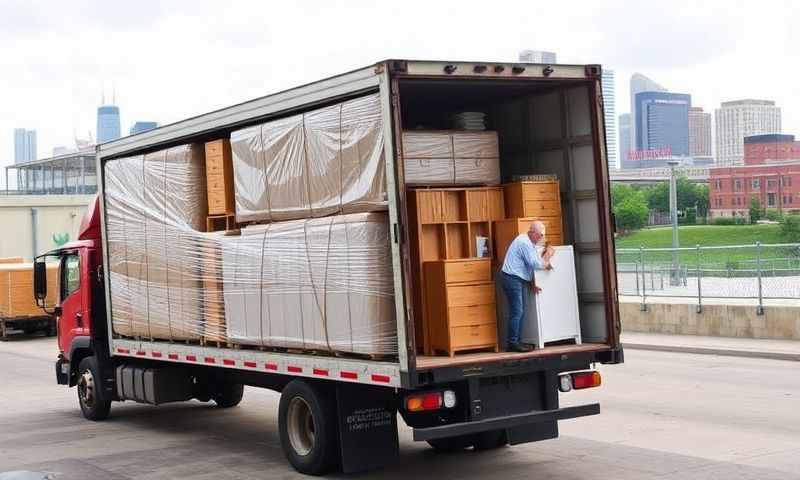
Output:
[622, 332, 800, 362]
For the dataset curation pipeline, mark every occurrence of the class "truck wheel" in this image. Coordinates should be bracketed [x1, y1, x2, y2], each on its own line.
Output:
[278, 380, 339, 475]
[473, 429, 508, 450]
[213, 383, 244, 408]
[77, 356, 111, 421]
[427, 434, 475, 452]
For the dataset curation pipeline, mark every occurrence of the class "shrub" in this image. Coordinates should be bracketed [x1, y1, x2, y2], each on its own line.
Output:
[765, 209, 784, 222]
[614, 194, 649, 231]
[781, 214, 800, 242]
[713, 217, 737, 225]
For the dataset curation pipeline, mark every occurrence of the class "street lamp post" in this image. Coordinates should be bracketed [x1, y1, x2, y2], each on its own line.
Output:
[668, 160, 680, 286]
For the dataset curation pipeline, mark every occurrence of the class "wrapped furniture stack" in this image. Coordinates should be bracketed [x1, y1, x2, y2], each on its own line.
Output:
[105, 92, 398, 358]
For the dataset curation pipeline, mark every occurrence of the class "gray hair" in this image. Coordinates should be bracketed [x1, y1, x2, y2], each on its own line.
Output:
[528, 221, 546, 236]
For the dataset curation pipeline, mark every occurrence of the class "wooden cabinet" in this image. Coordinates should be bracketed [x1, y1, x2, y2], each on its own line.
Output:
[494, 217, 563, 264]
[504, 180, 562, 219]
[424, 259, 498, 356]
[204, 139, 235, 216]
[496, 180, 563, 263]
[408, 187, 504, 353]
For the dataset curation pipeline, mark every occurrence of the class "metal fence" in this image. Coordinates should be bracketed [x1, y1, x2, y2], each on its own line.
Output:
[616, 242, 800, 314]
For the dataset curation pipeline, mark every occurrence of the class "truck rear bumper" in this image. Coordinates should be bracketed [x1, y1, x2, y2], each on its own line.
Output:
[412, 403, 600, 441]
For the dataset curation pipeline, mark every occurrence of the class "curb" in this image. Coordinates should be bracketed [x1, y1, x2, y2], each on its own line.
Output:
[622, 342, 800, 362]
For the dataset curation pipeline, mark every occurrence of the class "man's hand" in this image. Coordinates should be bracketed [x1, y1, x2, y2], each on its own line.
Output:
[544, 262, 553, 271]
[531, 283, 542, 295]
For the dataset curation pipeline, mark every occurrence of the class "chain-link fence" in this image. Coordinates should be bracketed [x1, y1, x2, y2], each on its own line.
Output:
[616, 242, 800, 312]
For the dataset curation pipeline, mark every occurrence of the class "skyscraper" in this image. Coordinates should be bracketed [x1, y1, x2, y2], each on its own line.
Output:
[97, 104, 121, 143]
[13, 128, 37, 163]
[715, 99, 781, 166]
[688, 107, 712, 159]
[130, 121, 159, 135]
[629, 73, 667, 152]
[618, 114, 631, 168]
[518, 50, 556, 63]
[634, 91, 691, 158]
[601, 69, 617, 170]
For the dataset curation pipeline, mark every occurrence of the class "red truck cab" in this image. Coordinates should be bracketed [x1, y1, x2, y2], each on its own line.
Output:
[35, 195, 111, 417]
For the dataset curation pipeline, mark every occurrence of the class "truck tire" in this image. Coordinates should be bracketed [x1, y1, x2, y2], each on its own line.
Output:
[213, 383, 244, 408]
[77, 356, 112, 421]
[278, 380, 339, 475]
[427, 434, 475, 452]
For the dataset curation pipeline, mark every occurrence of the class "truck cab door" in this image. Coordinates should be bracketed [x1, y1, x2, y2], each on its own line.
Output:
[58, 251, 87, 354]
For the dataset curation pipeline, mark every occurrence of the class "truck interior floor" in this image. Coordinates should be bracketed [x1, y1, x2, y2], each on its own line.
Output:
[415, 343, 610, 370]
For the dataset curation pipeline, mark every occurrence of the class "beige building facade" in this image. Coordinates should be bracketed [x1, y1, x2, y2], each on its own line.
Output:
[0, 195, 94, 260]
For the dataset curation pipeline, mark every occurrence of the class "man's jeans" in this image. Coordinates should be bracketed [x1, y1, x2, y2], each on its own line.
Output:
[500, 271, 526, 346]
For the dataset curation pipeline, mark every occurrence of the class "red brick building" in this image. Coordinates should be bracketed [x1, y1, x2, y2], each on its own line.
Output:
[709, 134, 800, 218]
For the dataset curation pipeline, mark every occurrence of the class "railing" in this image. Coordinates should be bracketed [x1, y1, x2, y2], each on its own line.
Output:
[616, 242, 800, 314]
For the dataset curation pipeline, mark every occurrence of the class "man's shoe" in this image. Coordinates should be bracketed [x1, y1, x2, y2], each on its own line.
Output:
[509, 343, 533, 353]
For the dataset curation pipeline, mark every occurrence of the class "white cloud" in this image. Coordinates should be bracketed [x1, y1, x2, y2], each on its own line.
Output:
[1, 0, 798, 184]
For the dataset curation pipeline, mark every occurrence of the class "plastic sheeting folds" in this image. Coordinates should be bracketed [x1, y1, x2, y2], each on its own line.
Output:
[105, 144, 208, 341]
[402, 130, 501, 185]
[104, 136, 398, 356]
[222, 213, 396, 356]
[231, 93, 387, 224]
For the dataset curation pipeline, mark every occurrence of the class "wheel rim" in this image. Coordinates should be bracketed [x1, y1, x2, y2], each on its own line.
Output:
[287, 396, 315, 456]
[78, 369, 95, 409]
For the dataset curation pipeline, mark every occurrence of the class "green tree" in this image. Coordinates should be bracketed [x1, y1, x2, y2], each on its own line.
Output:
[644, 176, 708, 223]
[748, 197, 762, 224]
[614, 191, 649, 232]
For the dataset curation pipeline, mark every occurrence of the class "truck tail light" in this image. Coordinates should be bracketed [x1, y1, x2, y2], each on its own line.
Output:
[572, 371, 602, 390]
[406, 390, 457, 412]
[558, 371, 602, 392]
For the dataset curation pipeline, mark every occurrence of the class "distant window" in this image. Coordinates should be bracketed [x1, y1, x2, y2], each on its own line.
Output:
[752, 179, 760, 189]
[715, 179, 722, 190]
[735, 179, 742, 191]
[783, 176, 792, 187]
[768, 193, 776, 207]
[767, 179, 777, 189]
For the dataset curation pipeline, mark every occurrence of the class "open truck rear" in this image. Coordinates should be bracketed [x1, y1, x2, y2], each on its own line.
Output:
[36, 59, 622, 475]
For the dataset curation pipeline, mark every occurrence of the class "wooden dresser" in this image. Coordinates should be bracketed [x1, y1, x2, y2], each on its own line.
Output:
[496, 180, 563, 263]
[204, 139, 236, 216]
[423, 259, 498, 356]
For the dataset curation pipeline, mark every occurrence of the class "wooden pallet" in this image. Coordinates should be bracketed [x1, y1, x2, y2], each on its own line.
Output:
[206, 214, 237, 232]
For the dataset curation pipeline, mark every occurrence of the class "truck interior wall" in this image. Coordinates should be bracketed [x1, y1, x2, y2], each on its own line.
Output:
[398, 79, 611, 351]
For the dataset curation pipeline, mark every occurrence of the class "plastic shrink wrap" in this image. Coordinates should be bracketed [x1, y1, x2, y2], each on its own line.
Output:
[231, 93, 387, 224]
[222, 213, 396, 356]
[104, 142, 398, 356]
[105, 145, 208, 341]
[402, 130, 501, 185]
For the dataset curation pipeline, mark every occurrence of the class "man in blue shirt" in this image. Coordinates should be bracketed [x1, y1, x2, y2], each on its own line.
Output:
[500, 220, 553, 352]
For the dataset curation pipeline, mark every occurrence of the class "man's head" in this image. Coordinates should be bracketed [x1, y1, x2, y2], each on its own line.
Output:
[527, 221, 546, 245]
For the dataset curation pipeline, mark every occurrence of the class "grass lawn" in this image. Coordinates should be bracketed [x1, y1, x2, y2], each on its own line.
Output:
[615, 224, 798, 267]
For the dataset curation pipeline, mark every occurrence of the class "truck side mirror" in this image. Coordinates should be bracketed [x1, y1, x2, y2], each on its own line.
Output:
[34, 261, 47, 301]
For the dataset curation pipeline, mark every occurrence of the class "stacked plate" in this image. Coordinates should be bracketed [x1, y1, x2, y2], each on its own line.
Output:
[451, 111, 486, 130]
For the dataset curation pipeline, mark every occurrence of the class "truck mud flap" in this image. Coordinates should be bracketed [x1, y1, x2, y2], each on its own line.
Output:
[412, 403, 600, 442]
[336, 383, 399, 474]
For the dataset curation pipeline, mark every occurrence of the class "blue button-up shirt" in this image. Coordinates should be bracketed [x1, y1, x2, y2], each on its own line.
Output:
[501, 234, 545, 282]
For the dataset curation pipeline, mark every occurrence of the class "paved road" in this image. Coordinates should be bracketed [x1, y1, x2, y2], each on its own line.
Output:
[1, 337, 798, 479]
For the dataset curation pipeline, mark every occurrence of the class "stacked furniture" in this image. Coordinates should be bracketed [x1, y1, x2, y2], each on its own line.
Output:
[407, 186, 504, 355]
[204, 139, 237, 232]
[494, 179, 563, 262]
[402, 131, 501, 186]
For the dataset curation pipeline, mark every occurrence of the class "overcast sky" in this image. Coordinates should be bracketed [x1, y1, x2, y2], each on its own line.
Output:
[1, 0, 798, 186]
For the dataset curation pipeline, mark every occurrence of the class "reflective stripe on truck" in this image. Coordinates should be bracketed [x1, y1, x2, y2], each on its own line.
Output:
[111, 339, 402, 387]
